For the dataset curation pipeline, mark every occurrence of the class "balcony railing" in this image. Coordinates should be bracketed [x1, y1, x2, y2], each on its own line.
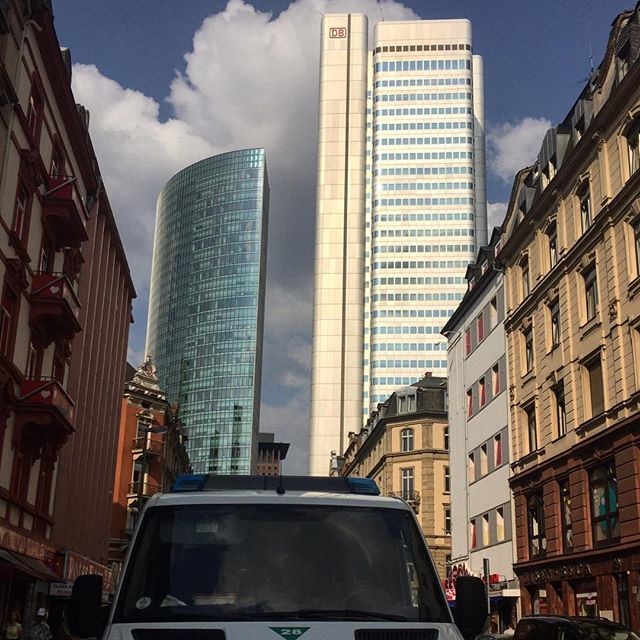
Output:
[127, 481, 161, 498]
[42, 175, 89, 249]
[387, 490, 421, 512]
[131, 436, 164, 456]
[30, 272, 81, 342]
[15, 377, 75, 443]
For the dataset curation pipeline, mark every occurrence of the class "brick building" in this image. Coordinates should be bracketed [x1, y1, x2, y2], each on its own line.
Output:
[256, 433, 289, 477]
[108, 358, 189, 577]
[498, 3, 640, 628]
[336, 374, 451, 580]
[0, 0, 134, 628]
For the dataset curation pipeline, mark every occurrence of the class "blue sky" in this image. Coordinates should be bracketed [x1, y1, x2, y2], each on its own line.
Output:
[53, 0, 631, 471]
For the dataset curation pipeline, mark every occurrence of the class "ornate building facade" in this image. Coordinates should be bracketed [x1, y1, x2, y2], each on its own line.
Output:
[109, 358, 189, 577]
[499, 4, 640, 628]
[335, 374, 451, 580]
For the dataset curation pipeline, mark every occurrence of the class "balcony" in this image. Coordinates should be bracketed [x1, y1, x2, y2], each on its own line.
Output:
[30, 272, 81, 342]
[131, 436, 164, 456]
[388, 490, 421, 513]
[127, 481, 161, 498]
[14, 377, 75, 445]
[42, 175, 89, 249]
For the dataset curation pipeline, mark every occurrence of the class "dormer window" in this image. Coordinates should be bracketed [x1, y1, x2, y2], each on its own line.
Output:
[397, 393, 416, 414]
[617, 40, 631, 84]
[575, 115, 585, 143]
[481, 260, 488, 275]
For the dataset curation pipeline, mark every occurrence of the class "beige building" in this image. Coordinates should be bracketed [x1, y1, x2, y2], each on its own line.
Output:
[498, 3, 640, 627]
[336, 374, 451, 580]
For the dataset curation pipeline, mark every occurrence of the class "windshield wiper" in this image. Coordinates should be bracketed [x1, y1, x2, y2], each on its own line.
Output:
[234, 609, 409, 622]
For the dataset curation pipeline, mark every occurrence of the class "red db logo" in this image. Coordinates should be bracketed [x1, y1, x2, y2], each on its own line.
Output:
[329, 27, 347, 39]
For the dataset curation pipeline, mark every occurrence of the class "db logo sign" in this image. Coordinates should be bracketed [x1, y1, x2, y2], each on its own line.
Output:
[329, 27, 347, 39]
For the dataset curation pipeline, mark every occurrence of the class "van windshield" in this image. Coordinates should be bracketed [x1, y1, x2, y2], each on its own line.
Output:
[113, 503, 451, 623]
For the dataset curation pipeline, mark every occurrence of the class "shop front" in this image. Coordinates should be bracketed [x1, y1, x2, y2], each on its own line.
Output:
[0, 524, 59, 630]
[47, 550, 114, 636]
[517, 547, 640, 629]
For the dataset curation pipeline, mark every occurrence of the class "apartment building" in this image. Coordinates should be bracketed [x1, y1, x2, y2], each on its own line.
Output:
[498, 4, 640, 627]
[442, 229, 519, 629]
[309, 14, 487, 475]
[0, 0, 134, 627]
[336, 374, 451, 580]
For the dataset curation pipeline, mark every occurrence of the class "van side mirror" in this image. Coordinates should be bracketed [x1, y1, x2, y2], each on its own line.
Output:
[67, 574, 107, 639]
[453, 575, 488, 640]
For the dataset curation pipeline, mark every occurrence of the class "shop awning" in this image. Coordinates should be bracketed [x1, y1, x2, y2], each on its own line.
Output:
[0, 549, 58, 582]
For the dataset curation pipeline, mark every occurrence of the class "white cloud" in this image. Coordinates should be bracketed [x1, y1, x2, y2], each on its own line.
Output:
[487, 117, 552, 183]
[487, 201, 508, 231]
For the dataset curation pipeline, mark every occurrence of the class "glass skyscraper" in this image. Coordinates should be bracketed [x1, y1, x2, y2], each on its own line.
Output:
[146, 149, 268, 473]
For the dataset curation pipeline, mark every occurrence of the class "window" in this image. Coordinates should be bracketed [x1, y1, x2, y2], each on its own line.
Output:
[579, 182, 592, 232]
[554, 383, 567, 437]
[547, 223, 558, 269]
[398, 394, 416, 414]
[489, 296, 498, 329]
[494, 433, 503, 467]
[527, 494, 546, 558]
[26, 332, 43, 378]
[443, 426, 449, 450]
[26, 83, 44, 142]
[465, 327, 471, 356]
[12, 178, 31, 245]
[525, 404, 537, 452]
[479, 376, 486, 408]
[482, 513, 490, 546]
[521, 256, 530, 298]
[467, 453, 475, 484]
[466, 388, 473, 417]
[52, 342, 65, 383]
[634, 220, 640, 278]
[50, 143, 65, 177]
[583, 263, 598, 322]
[560, 481, 573, 553]
[496, 506, 505, 542]
[40, 234, 55, 274]
[476, 313, 484, 342]
[492, 362, 500, 395]
[480, 443, 488, 476]
[401, 428, 414, 452]
[627, 117, 640, 177]
[523, 326, 533, 373]
[401, 467, 414, 500]
[549, 298, 560, 348]
[444, 466, 450, 493]
[589, 462, 619, 545]
[470, 519, 477, 549]
[444, 507, 451, 535]
[0, 287, 18, 358]
[585, 354, 605, 417]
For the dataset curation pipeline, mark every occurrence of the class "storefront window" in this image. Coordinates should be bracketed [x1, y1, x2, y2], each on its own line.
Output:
[575, 580, 598, 617]
[527, 494, 546, 558]
[589, 461, 619, 545]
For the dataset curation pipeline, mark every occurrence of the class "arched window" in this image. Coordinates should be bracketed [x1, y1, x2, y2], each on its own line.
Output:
[401, 427, 414, 452]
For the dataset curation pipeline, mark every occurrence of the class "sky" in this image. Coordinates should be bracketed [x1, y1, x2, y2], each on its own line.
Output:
[52, 0, 631, 473]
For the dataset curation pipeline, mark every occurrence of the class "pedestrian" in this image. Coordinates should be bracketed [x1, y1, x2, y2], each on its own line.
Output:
[2, 610, 22, 640]
[26, 610, 51, 640]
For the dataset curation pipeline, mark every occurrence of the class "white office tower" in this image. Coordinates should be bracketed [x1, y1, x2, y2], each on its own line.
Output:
[310, 15, 487, 473]
[309, 15, 368, 476]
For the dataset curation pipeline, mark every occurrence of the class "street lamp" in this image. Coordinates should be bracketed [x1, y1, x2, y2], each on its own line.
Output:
[134, 424, 169, 521]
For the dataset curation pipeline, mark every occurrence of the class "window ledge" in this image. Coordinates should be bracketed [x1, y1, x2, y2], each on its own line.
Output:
[576, 412, 606, 435]
[628, 275, 640, 299]
[579, 315, 601, 339]
[547, 342, 560, 355]
[512, 447, 545, 469]
[521, 369, 535, 383]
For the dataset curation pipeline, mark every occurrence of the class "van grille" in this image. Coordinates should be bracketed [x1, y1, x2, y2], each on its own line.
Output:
[131, 630, 225, 640]
[355, 631, 438, 640]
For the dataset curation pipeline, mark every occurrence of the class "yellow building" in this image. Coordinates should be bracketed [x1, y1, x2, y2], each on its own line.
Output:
[498, 3, 640, 626]
[337, 374, 451, 580]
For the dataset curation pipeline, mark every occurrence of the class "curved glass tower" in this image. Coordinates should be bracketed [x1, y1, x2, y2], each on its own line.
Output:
[146, 149, 268, 473]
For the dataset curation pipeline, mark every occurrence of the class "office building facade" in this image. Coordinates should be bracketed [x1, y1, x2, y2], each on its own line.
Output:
[146, 149, 268, 474]
[310, 14, 486, 474]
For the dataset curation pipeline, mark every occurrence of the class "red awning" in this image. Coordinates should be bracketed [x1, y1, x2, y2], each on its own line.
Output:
[0, 549, 58, 582]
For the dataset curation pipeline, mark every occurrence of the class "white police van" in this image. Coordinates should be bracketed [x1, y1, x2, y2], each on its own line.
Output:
[67, 476, 486, 640]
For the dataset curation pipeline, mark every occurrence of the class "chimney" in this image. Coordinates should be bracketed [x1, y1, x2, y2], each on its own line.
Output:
[424, 371, 432, 378]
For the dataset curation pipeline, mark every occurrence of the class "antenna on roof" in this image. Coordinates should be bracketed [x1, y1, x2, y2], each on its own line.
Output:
[589, 39, 594, 73]
[379, 6, 385, 21]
